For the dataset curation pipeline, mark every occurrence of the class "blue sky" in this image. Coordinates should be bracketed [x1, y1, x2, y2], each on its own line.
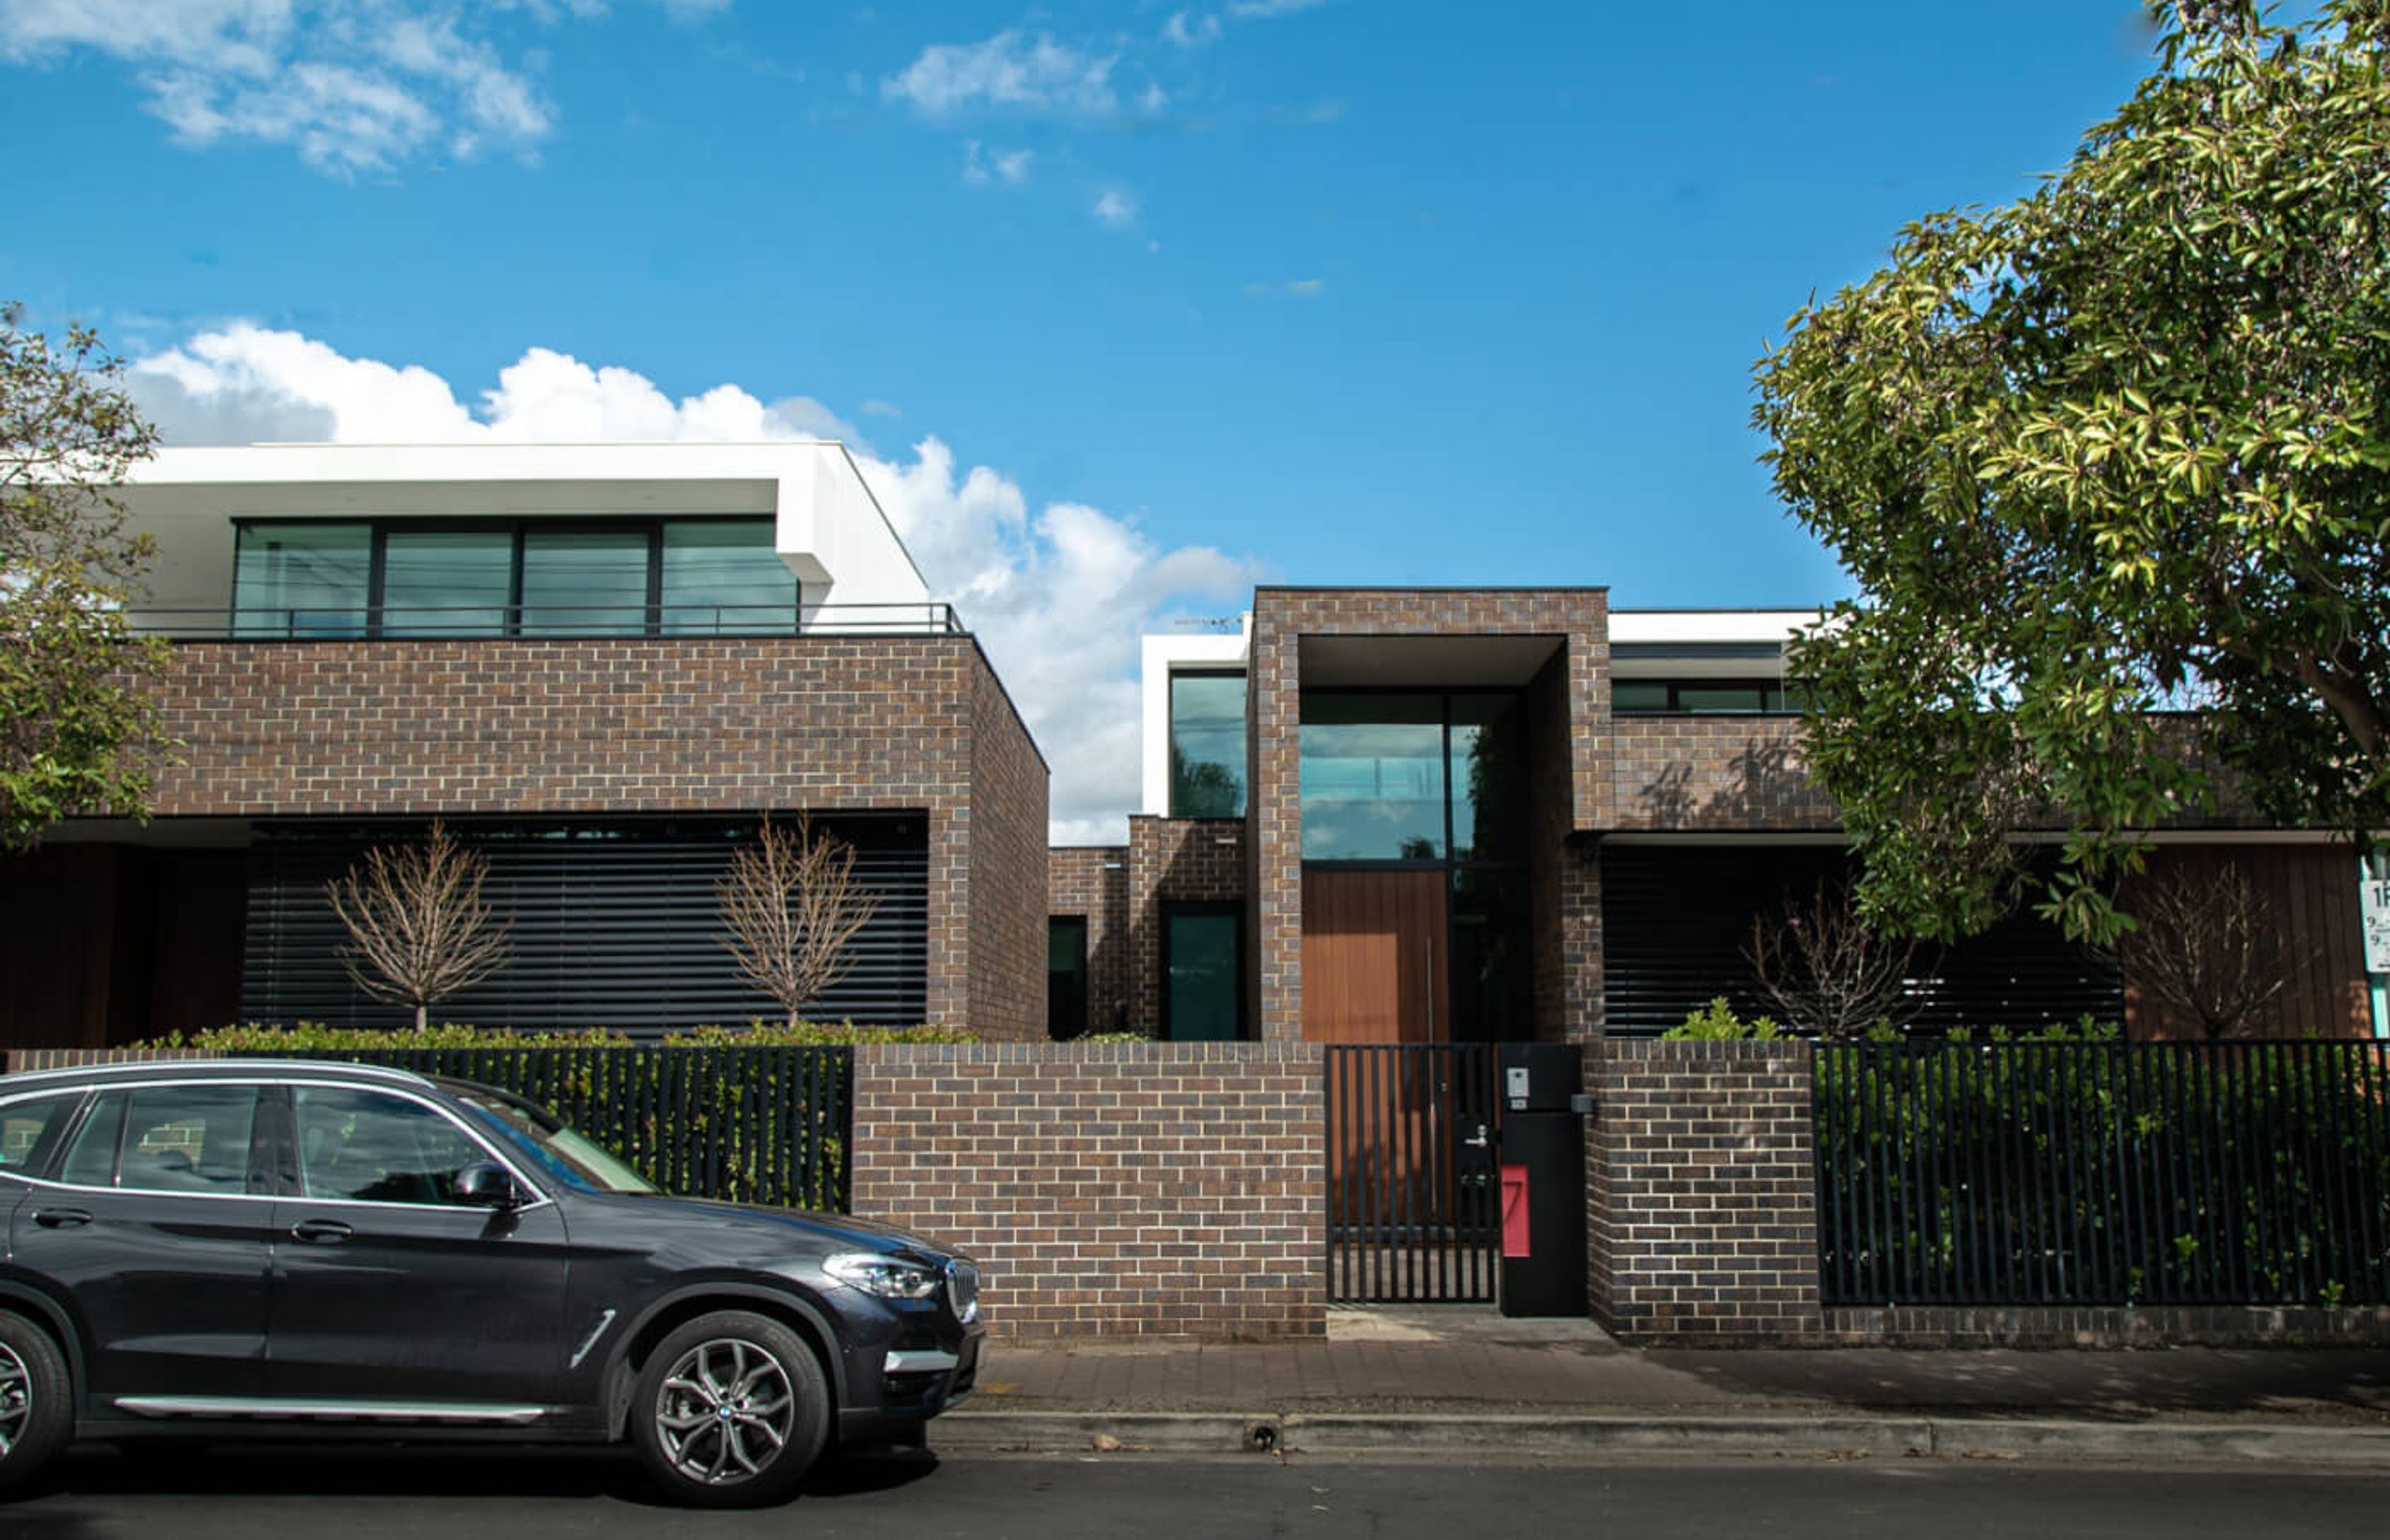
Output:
[0, 0, 2201, 836]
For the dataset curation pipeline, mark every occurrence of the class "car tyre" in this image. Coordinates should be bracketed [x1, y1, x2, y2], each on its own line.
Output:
[630, 1310, 828, 1508]
[0, 1311, 71, 1494]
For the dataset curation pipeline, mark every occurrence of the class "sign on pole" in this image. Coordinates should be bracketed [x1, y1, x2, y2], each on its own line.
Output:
[2363, 875, 2390, 975]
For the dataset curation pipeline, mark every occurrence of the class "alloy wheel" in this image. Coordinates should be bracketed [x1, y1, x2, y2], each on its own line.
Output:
[0, 1342, 28, 1459]
[651, 1337, 797, 1486]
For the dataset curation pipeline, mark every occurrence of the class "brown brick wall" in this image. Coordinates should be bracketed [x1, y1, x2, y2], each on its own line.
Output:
[143, 635, 1047, 1038]
[1586, 1038, 1823, 1343]
[968, 662, 1051, 1041]
[1127, 816, 1247, 1036]
[849, 1041, 1325, 1339]
[1249, 589, 1608, 1040]
[1609, 716, 1840, 832]
[1523, 651, 1603, 1041]
[150, 636, 988, 817]
[1048, 846, 1132, 1037]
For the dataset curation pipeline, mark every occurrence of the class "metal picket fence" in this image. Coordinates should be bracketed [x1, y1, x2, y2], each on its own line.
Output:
[1814, 1040, 2390, 1308]
[273, 1045, 853, 1211]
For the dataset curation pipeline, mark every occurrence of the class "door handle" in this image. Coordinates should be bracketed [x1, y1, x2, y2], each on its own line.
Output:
[290, 1219, 354, 1244]
[1462, 1123, 1490, 1150]
[32, 1207, 93, 1228]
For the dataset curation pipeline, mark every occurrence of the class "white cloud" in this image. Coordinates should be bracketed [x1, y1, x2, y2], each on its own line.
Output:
[880, 29, 1118, 116]
[1092, 188, 1136, 227]
[959, 138, 1032, 186]
[124, 323, 1258, 842]
[1162, 11, 1220, 48]
[1227, 0, 1334, 16]
[0, 0, 718, 173]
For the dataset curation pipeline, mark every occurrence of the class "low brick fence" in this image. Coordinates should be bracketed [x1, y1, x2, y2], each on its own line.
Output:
[850, 1041, 1325, 1341]
[1585, 1038, 1821, 1343]
[17, 1039, 2385, 1348]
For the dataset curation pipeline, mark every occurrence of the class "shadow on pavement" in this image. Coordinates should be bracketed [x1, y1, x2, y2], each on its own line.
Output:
[4, 1441, 943, 1508]
[1639, 1347, 2390, 1421]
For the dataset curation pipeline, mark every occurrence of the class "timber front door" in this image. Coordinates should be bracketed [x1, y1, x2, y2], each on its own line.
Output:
[1300, 869, 1448, 1045]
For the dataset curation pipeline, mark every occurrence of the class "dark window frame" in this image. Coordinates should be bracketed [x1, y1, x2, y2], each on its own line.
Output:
[230, 514, 791, 640]
[1610, 677, 1802, 715]
[1296, 685, 1527, 867]
[1168, 668, 1250, 819]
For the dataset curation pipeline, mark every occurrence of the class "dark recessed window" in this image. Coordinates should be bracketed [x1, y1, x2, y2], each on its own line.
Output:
[1047, 917, 1090, 1041]
[231, 518, 795, 639]
[1612, 679, 1802, 714]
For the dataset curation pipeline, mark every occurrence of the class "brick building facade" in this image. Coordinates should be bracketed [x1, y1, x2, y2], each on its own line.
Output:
[0, 443, 1050, 1050]
[1063, 587, 2374, 1047]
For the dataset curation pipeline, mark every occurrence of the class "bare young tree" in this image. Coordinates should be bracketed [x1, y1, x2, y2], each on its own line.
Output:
[324, 821, 513, 1031]
[1745, 880, 1919, 1040]
[715, 813, 881, 1027]
[2113, 860, 2306, 1040]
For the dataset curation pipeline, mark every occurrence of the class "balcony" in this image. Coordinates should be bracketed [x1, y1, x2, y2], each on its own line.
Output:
[124, 600, 967, 641]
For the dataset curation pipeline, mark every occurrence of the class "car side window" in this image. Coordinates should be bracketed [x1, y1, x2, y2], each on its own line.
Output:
[294, 1086, 490, 1206]
[58, 1085, 260, 1193]
[0, 1093, 81, 1174]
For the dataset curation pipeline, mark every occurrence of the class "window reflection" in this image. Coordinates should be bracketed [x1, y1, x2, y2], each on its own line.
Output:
[1300, 694, 1446, 860]
[661, 523, 798, 634]
[1169, 672, 1247, 817]
[523, 530, 651, 636]
[229, 518, 797, 638]
[378, 529, 515, 636]
[232, 524, 371, 637]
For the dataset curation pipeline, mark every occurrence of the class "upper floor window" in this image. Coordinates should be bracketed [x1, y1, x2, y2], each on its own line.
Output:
[1612, 679, 1803, 714]
[232, 518, 797, 639]
[1299, 690, 1524, 863]
[1169, 670, 1247, 818]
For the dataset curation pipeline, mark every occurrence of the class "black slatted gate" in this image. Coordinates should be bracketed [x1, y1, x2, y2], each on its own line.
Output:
[1324, 1044, 1500, 1303]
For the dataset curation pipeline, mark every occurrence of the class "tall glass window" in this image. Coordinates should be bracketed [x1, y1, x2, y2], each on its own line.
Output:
[1300, 694, 1446, 860]
[661, 521, 797, 634]
[379, 529, 513, 636]
[1450, 694, 1524, 862]
[1168, 671, 1247, 817]
[521, 529, 651, 636]
[232, 524, 371, 637]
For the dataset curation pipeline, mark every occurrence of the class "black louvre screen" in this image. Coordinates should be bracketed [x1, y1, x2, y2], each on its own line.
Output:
[241, 816, 929, 1035]
[1599, 845, 2121, 1036]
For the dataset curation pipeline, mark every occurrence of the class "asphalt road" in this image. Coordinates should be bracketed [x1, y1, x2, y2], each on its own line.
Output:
[5, 1445, 2387, 1539]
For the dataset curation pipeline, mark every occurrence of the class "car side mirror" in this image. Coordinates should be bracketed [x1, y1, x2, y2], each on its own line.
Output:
[454, 1162, 524, 1209]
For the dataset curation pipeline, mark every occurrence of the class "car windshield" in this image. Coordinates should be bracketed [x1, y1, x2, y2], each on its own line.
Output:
[444, 1083, 658, 1196]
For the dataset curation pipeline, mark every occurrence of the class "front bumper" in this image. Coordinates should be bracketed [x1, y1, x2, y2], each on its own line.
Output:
[836, 1326, 984, 1447]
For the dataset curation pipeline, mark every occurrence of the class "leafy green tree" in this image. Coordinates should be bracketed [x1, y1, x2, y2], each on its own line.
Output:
[1755, 2, 2390, 943]
[1, 303, 167, 846]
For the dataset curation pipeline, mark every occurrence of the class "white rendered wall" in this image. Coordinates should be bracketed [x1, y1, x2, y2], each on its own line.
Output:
[1140, 625, 1251, 817]
[118, 441, 932, 616]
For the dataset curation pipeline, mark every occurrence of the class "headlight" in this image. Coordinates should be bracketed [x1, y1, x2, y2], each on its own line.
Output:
[825, 1252, 944, 1302]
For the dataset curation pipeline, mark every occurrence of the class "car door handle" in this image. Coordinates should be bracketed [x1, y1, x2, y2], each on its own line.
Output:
[290, 1219, 354, 1244]
[32, 1207, 93, 1228]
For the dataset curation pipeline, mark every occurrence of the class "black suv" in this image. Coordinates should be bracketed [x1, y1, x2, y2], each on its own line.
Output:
[0, 1059, 982, 1506]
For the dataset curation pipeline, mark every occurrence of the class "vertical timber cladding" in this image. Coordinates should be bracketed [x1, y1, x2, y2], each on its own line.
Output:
[241, 815, 929, 1034]
[1598, 845, 2121, 1034]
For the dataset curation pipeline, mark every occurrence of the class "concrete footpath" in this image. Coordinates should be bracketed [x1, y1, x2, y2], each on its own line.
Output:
[936, 1307, 2390, 1466]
